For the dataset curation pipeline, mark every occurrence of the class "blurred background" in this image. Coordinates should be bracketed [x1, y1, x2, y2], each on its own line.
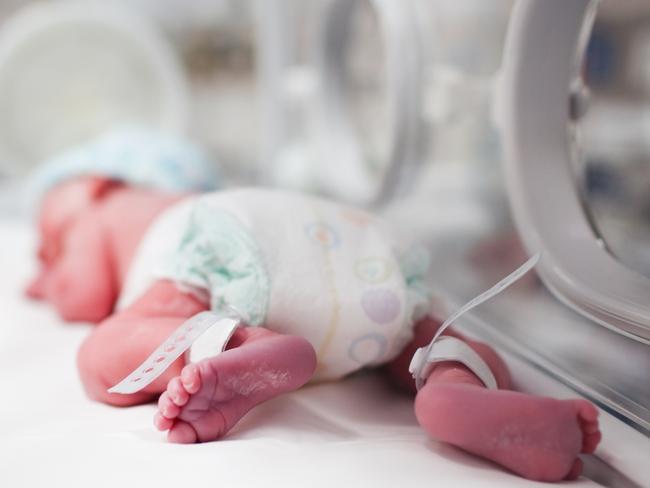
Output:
[0, 0, 648, 439]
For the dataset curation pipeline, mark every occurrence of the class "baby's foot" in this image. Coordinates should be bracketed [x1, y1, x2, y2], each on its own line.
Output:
[416, 384, 601, 482]
[154, 335, 316, 443]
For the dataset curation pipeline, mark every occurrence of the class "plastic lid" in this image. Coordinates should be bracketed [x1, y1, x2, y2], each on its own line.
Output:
[0, 1, 189, 176]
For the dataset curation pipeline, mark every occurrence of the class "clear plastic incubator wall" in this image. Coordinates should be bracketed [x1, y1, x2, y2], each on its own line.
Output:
[0, 0, 648, 474]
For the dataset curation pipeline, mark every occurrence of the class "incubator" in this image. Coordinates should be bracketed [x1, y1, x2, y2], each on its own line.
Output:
[272, 0, 650, 443]
[499, 0, 650, 428]
[0, 0, 649, 486]
[270, 0, 650, 448]
[0, 0, 265, 183]
[260, 0, 511, 204]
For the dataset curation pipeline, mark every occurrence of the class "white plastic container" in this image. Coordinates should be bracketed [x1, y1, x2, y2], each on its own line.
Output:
[0, 1, 189, 176]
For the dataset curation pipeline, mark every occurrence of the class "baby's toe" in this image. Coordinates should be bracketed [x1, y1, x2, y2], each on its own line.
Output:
[158, 392, 181, 419]
[564, 458, 583, 481]
[574, 399, 599, 423]
[583, 430, 602, 454]
[167, 377, 190, 406]
[154, 411, 173, 431]
[574, 400, 601, 453]
[167, 420, 198, 444]
[180, 364, 201, 394]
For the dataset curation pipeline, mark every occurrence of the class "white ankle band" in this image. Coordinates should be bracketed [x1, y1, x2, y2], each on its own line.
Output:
[409, 336, 497, 390]
[185, 316, 240, 363]
[108, 310, 241, 395]
[409, 254, 540, 391]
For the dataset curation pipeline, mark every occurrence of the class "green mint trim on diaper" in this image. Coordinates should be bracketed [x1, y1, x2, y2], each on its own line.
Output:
[398, 245, 432, 323]
[161, 200, 270, 326]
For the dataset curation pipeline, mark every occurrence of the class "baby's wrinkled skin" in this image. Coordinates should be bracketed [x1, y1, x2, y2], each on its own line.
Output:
[27, 177, 183, 322]
[28, 177, 602, 482]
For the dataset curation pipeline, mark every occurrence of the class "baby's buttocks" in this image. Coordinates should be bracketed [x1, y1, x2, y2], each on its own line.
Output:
[121, 188, 430, 381]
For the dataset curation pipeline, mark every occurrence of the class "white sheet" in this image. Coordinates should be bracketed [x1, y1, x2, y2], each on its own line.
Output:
[0, 219, 606, 487]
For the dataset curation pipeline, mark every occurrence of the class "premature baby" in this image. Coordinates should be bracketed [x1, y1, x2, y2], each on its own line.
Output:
[27, 134, 601, 483]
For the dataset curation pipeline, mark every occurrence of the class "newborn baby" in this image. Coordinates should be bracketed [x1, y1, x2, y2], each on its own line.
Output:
[26, 128, 219, 321]
[28, 144, 601, 483]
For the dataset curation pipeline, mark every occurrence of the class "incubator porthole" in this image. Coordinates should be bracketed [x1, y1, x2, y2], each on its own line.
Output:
[0, 1, 267, 181]
[501, 0, 650, 344]
[180, 1, 261, 180]
[313, 0, 422, 205]
[0, 1, 189, 176]
[339, 1, 391, 188]
[574, 1, 650, 278]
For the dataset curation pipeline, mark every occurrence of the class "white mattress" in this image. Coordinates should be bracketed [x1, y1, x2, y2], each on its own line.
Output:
[0, 218, 614, 487]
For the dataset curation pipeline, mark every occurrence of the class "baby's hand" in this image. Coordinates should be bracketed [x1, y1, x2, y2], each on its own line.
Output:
[27, 177, 118, 322]
[50, 221, 116, 323]
[27, 215, 116, 323]
[25, 236, 60, 300]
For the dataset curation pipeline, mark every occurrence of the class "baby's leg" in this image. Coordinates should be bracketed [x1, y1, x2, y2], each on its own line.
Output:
[384, 316, 513, 395]
[77, 280, 208, 406]
[387, 317, 601, 482]
[154, 326, 317, 443]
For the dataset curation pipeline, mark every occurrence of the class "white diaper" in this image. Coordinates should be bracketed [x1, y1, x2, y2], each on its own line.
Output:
[120, 188, 430, 382]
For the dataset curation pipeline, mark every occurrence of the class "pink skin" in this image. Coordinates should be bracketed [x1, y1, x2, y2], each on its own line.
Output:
[77, 280, 600, 482]
[39, 178, 601, 481]
[151, 320, 599, 482]
[386, 318, 600, 482]
[154, 328, 316, 443]
[27, 177, 184, 323]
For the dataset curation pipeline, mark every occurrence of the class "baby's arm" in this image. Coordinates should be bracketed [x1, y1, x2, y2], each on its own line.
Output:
[47, 215, 118, 323]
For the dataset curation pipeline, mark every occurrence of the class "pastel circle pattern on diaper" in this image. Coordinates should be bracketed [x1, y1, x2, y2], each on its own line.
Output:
[361, 288, 401, 325]
[348, 333, 388, 364]
[354, 257, 393, 284]
[304, 221, 340, 249]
